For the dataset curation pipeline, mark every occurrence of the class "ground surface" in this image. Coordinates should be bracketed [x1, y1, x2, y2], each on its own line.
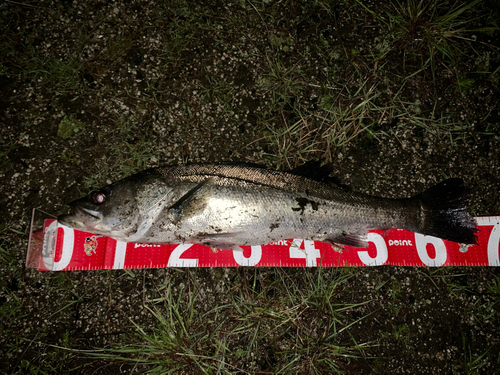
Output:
[1, 0, 500, 373]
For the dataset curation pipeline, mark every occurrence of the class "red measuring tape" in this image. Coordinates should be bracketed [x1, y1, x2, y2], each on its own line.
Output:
[26, 211, 499, 270]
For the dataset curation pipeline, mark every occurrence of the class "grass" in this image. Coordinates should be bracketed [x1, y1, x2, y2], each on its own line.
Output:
[0, 223, 24, 295]
[79, 113, 159, 191]
[0, 133, 24, 173]
[80, 268, 373, 374]
[357, 0, 498, 81]
[255, 0, 499, 167]
[258, 55, 305, 103]
[259, 67, 387, 167]
[460, 332, 491, 374]
[26, 54, 85, 93]
[260, 67, 477, 167]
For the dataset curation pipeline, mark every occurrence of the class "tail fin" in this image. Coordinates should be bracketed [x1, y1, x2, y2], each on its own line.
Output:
[415, 178, 478, 244]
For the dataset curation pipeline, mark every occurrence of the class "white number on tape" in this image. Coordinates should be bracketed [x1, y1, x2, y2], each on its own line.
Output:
[358, 233, 388, 266]
[415, 234, 447, 267]
[168, 244, 198, 267]
[487, 220, 500, 266]
[289, 239, 321, 267]
[233, 246, 262, 266]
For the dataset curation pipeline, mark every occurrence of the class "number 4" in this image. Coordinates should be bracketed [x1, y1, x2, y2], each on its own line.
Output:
[289, 239, 321, 267]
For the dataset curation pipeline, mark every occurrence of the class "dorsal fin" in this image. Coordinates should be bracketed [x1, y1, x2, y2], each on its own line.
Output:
[218, 160, 341, 184]
[289, 160, 339, 184]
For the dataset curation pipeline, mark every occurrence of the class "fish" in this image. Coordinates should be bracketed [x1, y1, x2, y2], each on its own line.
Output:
[58, 162, 478, 249]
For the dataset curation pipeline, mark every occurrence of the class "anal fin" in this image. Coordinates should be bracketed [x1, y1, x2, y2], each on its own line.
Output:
[325, 233, 368, 248]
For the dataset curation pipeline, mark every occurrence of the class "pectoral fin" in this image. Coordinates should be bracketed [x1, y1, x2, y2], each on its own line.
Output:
[193, 232, 244, 251]
[168, 178, 214, 223]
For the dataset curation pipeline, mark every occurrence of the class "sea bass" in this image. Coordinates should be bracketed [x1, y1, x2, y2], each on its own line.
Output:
[58, 163, 478, 249]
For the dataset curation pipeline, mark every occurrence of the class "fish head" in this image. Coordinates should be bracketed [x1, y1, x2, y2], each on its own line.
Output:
[58, 180, 140, 239]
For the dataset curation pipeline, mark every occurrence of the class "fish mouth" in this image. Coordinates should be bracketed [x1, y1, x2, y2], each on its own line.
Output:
[77, 206, 103, 221]
[58, 206, 103, 229]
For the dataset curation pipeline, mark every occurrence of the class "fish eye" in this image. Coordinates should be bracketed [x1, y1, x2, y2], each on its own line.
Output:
[91, 187, 111, 205]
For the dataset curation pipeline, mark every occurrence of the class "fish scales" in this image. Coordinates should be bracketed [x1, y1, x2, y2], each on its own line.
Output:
[148, 165, 420, 246]
[58, 163, 478, 249]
